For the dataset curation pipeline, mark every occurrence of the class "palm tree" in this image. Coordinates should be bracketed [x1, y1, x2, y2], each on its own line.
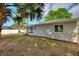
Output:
[0, 3, 45, 36]
[17, 3, 45, 33]
[12, 6, 26, 33]
[22, 3, 45, 20]
[0, 4, 10, 36]
[13, 16, 21, 32]
[0, 3, 17, 36]
[13, 16, 25, 33]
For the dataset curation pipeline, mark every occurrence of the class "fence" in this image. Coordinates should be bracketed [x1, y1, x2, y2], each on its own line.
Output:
[1, 29, 26, 35]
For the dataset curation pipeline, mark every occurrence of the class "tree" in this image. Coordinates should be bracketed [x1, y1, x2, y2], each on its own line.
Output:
[13, 16, 22, 32]
[45, 8, 72, 21]
[20, 3, 45, 20]
[16, 3, 45, 33]
[0, 4, 12, 36]
[0, 3, 45, 36]
[12, 16, 26, 33]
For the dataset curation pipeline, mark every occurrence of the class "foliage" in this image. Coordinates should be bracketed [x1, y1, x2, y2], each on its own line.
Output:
[13, 3, 45, 33]
[10, 3, 45, 33]
[0, 3, 17, 36]
[17, 3, 45, 21]
[0, 3, 45, 35]
[11, 16, 26, 29]
[45, 8, 72, 21]
[0, 4, 17, 23]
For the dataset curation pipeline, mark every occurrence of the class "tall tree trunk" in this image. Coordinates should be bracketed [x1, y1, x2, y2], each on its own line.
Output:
[18, 21, 20, 33]
[0, 19, 4, 37]
[0, 27, 1, 36]
[26, 19, 29, 34]
[18, 25, 20, 33]
[0, 8, 6, 36]
[0, 26, 2, 37]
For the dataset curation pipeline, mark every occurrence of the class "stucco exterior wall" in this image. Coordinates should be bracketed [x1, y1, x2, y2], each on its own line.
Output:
[29, 21, 77, 43]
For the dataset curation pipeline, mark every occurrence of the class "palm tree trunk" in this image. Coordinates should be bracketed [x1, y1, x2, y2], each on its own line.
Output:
[0, 27, 2, 36]
[0, 8, 6, 37]
[0, 23, 3, 37]
[18, 26, 20, 33]
[26, 19, 29, 34]
[18, 21, 20, 33]
[0, 19, 3, 37]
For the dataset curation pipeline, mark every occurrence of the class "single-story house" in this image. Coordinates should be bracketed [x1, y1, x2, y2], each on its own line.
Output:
[27, 18, 79, 43]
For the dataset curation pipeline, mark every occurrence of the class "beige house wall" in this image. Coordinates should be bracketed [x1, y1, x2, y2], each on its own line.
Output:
[29, 21, 77, 43]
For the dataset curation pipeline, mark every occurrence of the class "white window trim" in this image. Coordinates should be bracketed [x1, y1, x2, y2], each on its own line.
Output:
[54, 24, 64, 33]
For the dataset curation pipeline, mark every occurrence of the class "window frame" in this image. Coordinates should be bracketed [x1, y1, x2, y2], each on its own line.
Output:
[28, 26, 36, 33]
[28, 27, 33, 33]
[54, 24, 64, 33]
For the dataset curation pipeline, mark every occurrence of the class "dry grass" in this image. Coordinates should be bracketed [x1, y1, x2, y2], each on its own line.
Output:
[0, 34, 79, 56]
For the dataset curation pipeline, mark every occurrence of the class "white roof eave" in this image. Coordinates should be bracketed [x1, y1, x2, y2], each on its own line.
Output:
[28, 18, 79, 27]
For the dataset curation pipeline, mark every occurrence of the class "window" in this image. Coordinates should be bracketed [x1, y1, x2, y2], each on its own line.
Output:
[28, 27, 33, 33]
[55, 25, 63, 32]
[28, 26, 36, 33]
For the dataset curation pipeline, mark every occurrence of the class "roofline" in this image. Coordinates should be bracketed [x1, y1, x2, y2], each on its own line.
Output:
[28, 18, 79, 27]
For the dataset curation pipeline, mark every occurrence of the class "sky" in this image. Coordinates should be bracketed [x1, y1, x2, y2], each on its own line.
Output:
[4, 3, 79, 26]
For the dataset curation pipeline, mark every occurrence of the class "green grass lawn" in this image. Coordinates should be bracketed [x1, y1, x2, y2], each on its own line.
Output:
[0, 34, 79, 56]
